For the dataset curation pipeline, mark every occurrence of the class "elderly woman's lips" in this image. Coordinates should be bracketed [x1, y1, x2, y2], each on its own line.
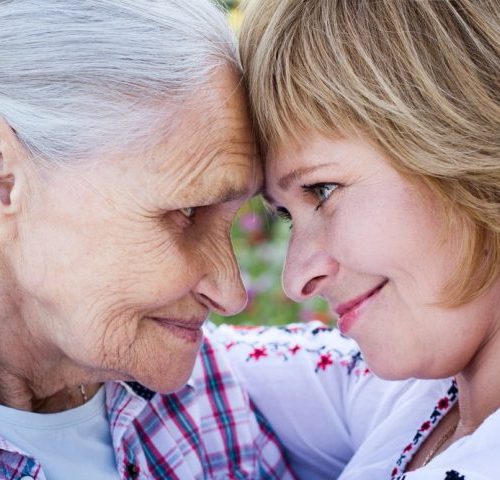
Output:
[148, 317, 205, 343]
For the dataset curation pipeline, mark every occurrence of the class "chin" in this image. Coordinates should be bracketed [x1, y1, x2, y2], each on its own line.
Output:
[361, 350, 415, 381]
[121, 319, 205, 393]
[133, 351, 200, 394]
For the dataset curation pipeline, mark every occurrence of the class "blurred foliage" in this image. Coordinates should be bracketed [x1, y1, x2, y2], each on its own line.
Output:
[220, 0, 239, 9]
[209, 2, 331, 327]
[210, 198, 331, 327]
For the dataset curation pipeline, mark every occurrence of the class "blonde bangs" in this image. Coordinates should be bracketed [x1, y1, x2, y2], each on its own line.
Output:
[239, 0, 366, 150]
[240, 0, 500, 305]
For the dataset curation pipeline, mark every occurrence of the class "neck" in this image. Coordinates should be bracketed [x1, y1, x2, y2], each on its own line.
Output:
[0, 279, 104, 412]
[454, 320, 500, 436]
[0, 263, 105, 413]
[0, 366, 102, 413]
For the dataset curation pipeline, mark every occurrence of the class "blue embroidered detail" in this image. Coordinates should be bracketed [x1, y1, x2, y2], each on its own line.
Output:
[444, 470, 465, 480]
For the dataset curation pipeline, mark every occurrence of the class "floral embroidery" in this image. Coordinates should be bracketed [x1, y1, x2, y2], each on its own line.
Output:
[420, 420, 431, 432]
[438, 397, 449, 410]
[218, 323, 370, 376]
[248, 347, 268, 360]
[391, 379, 458, 479]
[289, 345, 301, 355]
[315, 353, 334, 372]
[347, 351, 363, 374]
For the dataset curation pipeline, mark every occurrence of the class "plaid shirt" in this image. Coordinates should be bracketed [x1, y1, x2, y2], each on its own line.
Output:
[0, 337, 295, 480]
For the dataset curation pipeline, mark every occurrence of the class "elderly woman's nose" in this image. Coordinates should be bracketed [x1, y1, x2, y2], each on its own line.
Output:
[194, 245, 248, 316]
[282, 237, 338, 302]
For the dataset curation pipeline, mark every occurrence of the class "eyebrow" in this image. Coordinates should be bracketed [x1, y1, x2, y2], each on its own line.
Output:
[277, 163, 333, 190]
[197, 183, 259, 206]
[214, 186, 252, 203]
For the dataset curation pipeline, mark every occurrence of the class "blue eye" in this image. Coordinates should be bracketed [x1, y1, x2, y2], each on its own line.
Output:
[315, 184, 336, 202]
[302, 183, 339, 210]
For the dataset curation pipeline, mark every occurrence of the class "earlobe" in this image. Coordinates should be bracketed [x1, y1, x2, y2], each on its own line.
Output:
[0, 117, 28, 216]
[0, 167, 15, 207]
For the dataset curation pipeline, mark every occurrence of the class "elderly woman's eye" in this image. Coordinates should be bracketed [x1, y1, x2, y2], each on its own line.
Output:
[179, 207, 196, 219]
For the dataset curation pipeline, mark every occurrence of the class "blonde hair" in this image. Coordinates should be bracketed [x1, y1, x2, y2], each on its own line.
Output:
[240, 0, 500, 305]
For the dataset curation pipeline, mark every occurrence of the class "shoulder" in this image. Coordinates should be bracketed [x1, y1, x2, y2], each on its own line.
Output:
[412, 407, 500, 480]
[207, 322, 399, 479]
[106, 336, 294, 478]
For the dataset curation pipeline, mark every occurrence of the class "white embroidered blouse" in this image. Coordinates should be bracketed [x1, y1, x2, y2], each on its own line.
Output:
[209, 321, 499, 480]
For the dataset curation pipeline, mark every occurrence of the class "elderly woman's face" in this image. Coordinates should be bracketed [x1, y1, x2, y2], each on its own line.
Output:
[11, 71, 259, 392]
[266, 133, 499, 380]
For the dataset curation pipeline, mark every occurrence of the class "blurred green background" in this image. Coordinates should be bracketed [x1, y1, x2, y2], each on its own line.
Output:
[210, 1, 330, 327]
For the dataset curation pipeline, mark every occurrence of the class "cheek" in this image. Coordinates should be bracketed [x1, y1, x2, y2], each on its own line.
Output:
[187, 210, 235, 258]
[330, 184, 440, 276]
[92, 223, 204, 312]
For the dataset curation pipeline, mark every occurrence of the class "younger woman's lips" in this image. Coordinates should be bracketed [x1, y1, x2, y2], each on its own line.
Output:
[335, 280, 388, 317]
[335, 281, 388, 335]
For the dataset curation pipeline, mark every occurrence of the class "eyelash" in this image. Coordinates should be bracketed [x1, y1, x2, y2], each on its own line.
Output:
[302, 183, 340, 210]
[274, 182, 340, 226]
[276, 207, 292, 222]
[179, 207, 196, 219]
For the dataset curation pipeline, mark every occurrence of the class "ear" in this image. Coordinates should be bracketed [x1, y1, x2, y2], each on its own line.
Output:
[0, 117, 29, 217]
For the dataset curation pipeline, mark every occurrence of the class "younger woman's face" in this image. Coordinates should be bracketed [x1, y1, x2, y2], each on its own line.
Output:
[265, 132, 500, 379]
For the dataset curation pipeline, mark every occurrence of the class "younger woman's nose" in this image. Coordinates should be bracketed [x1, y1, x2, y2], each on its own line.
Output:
[283, 250, 338, 302]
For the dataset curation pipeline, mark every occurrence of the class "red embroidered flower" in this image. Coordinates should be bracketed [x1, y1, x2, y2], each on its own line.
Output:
[420, 420, 431, 431]
[316, 353, 333, 371]
[289, 345, 301, 355]
[225, 342, 236, 351]
[403, 443, 413, 453]
[249, 347, 268, 360]
[437, 397, 449, 410]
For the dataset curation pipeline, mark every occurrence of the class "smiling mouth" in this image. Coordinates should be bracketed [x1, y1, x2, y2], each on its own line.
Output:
[335, 280, 388, 318]
[147, 317, 206, 343]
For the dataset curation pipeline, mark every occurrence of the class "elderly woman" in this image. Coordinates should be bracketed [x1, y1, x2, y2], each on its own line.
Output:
[0, 1, 296, 478]
[212, 0, 500, 479]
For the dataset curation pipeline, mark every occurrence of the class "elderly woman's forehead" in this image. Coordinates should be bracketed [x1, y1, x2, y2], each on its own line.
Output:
[151, 77, 257, 170]
[140, 111, 261, 205]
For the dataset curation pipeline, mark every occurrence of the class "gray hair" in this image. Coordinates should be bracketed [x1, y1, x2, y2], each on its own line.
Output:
[0, 0, 239, 165]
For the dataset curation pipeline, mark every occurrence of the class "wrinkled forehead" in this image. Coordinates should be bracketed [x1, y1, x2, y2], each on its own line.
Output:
[146, 70, 262, 202]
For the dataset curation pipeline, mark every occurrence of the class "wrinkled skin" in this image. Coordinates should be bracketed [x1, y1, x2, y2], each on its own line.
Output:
[0, 69, 261, 411]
